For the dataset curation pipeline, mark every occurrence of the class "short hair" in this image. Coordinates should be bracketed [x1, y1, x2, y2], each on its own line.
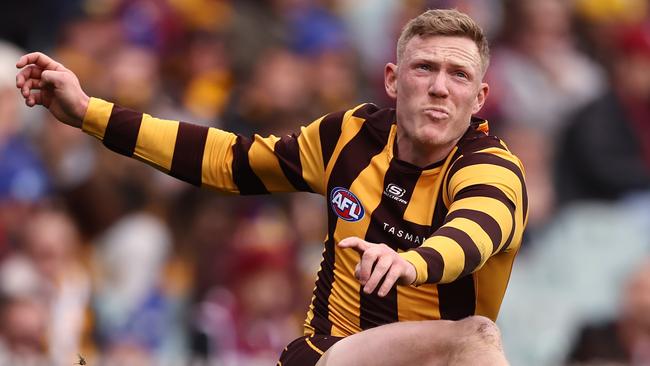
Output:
[396, 9, 490, 72]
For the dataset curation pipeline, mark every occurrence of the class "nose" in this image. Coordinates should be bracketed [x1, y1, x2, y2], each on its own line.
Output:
[428, 72, 449, 98]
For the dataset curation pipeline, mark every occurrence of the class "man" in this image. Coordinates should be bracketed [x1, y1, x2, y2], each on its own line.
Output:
[16, 9, 526, 366]
[555, 24, 650, 204]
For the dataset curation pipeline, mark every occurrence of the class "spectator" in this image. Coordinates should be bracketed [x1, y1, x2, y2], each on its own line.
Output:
[0, 208, 92, 366]
[555, 23, 650, 204]
[487, 0, 605, 137]
[485, 0, 605, 229]
[0, 41, 50, 254]
[0, 296, 49, 366]
[91, 212, 183, 364]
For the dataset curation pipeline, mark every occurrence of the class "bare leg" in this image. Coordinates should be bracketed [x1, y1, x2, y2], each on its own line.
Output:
[316, 316, 509, 366]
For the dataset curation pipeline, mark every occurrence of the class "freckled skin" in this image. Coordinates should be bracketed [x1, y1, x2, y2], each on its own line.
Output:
[385, 35, 489, 167]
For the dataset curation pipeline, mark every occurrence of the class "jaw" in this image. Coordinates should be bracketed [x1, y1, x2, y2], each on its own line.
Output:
[410, 117, 452, 145]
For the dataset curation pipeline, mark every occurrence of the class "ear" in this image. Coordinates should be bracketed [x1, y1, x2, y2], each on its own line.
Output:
[472, 82, 489, 114]
[384, 63, 398, 99]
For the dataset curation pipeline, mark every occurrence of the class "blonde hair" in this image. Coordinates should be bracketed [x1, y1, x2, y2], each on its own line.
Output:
[396, 9, 490, 71]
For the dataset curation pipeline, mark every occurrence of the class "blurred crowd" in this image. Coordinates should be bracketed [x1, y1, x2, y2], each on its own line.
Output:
[1, 0, 649, 365]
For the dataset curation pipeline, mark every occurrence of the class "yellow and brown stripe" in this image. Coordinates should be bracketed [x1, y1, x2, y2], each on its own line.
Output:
[82, 97, 323, 195]
[359, 158, 423, 329]
[307, 104, 393, 336]
[82, 97, 527, 335]
[398, 121, 527, 320]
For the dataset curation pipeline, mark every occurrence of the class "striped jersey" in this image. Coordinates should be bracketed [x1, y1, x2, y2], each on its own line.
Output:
[82, 98, 528, 337]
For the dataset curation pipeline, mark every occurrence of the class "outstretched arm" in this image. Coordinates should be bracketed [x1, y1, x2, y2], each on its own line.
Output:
[15, 52, 331, 195]
[16, 52, 89, 127]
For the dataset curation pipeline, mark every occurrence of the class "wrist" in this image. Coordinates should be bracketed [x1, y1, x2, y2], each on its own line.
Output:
[74, 94, 90, 128]
[399, 251, 426, 285]
[405, 262, 417, 285]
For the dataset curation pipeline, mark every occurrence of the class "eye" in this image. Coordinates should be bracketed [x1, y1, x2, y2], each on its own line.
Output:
[453, 71, 469, 79]
[416, 63, 432, 71]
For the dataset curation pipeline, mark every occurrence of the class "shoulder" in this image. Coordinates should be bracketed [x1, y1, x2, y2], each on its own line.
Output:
[455, 118, 510, 156]
[448, 118, 524, 176]
[311, 103, 395, 149]
[346, 103, 395, 132]
[318, 103, 394, 127]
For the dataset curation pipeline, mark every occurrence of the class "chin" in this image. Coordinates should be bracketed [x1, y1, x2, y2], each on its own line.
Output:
[415, 127, 448, 145]
[414, 133, 448, 147]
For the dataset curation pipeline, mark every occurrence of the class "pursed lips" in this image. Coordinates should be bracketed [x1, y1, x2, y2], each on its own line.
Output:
[423, 106, 450, 119]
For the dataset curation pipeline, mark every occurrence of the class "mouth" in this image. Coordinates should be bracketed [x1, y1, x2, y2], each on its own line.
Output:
[423, 107, 449, 120]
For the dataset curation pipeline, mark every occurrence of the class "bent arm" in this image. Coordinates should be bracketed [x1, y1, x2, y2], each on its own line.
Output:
[400, 148, 527, 285]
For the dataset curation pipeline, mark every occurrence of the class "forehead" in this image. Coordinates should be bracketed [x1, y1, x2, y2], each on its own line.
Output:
[402, 35, 481, 68]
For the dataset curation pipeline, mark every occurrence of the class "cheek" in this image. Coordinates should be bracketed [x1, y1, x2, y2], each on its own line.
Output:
[398, 76, 426, 96]
[456, 91, 479, 113]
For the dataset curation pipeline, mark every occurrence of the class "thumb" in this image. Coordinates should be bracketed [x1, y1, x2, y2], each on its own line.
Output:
[40, 69, 66, 88]
[337, 236, 369, 254]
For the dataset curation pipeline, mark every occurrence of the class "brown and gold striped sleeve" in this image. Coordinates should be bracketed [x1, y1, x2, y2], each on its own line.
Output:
[400, 147, 527, 285]
[81, 97, 338, 195]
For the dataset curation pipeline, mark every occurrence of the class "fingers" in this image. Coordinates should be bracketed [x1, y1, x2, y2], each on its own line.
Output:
[362, 255, 392, 295]
[339, 237, 409, 297]
[16, 64, 44, 89]
[25, 92, 43, 107]
[377, 266, 403, 297]
[18, 76, 43, 107]
[20, 78, 43, 98]
[16, 52, 65, 71]
[17, 67, 72, 101]
[337, 237, 369, 255]
[357, 248, 379, 286]
[40, 69, 66, 87]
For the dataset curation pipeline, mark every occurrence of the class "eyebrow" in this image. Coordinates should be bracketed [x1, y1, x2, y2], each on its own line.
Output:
[410, 57, 476, 71]
[448, 62, 475, 71]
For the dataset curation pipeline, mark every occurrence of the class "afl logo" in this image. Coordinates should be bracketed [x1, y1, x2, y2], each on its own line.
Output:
[330, 187, 365, 222]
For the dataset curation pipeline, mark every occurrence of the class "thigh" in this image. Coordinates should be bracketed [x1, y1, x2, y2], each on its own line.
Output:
[277, 334, 344, 366]
[316, 317, 508, 366]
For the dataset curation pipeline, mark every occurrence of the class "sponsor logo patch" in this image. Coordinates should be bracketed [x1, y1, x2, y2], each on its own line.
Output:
[383, 222, 425, 246]
[330, 187, 365, 222]
[383, 183, 408, 204]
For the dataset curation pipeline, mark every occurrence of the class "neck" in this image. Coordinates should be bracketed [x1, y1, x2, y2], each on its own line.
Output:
[395, 132, 460, 168]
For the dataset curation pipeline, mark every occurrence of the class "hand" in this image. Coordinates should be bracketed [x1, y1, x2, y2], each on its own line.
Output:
[16, 52, 90, 128]
[338, 237, 416, 297]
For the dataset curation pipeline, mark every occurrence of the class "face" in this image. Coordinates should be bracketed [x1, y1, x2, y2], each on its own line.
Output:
[385, 35, 488, 164]
[25, 213, 77, 279]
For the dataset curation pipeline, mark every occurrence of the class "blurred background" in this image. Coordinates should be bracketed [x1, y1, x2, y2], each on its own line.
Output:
[1, 0, 649, 365]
